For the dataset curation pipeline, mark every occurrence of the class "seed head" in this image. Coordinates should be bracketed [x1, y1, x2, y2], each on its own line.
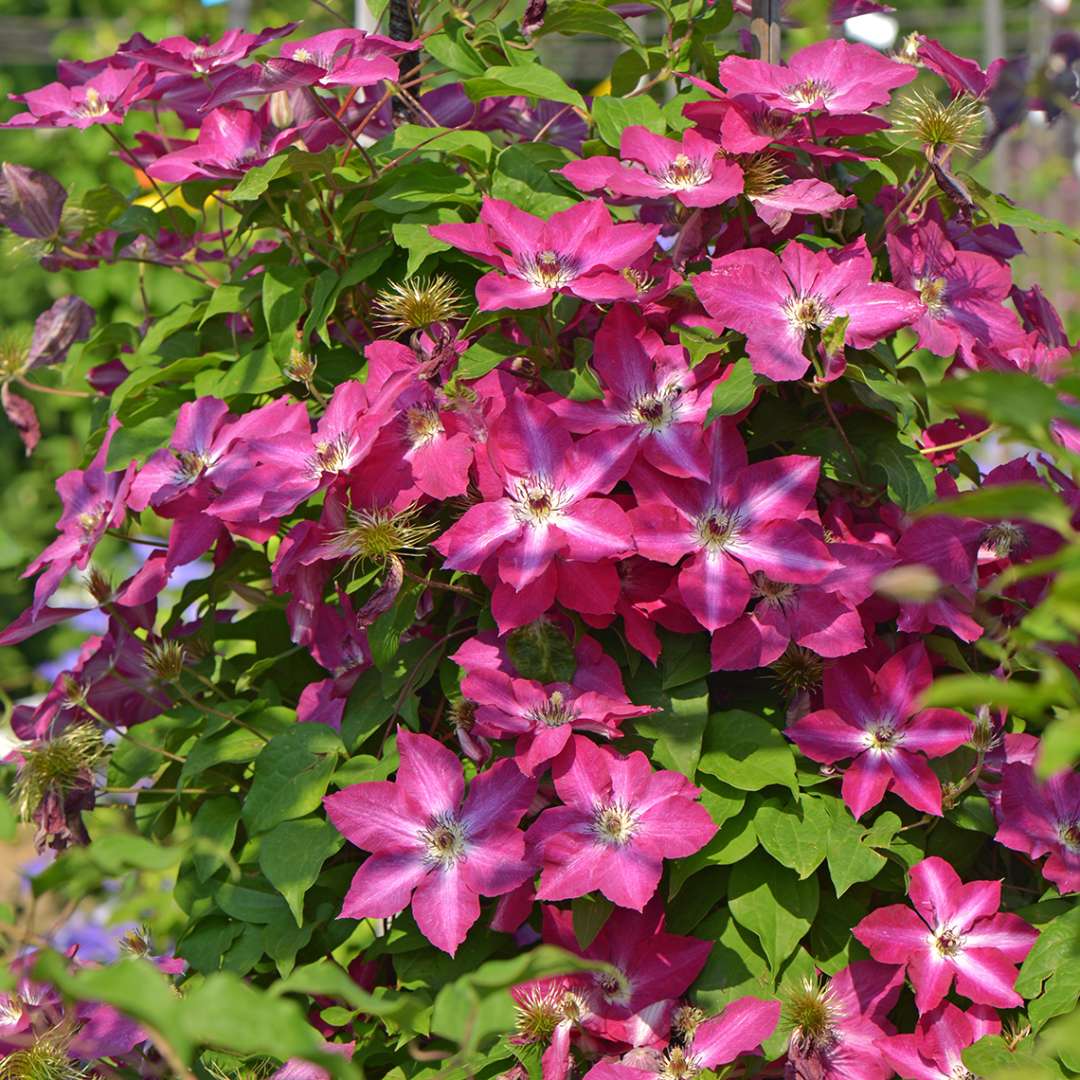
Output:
[0, 328, 30, 377]
[13, 725, 105, 822]
[784, 976, 838, 1054]
[283, 346, 317, 384]
[83, 566, 113, 605]
[0, 1033, 84, 1080]
[771, 645, 824, 697]
[894, 89, 984, 155]
[741, 153, 785, 198]
[324, 504, 436, 567]
[372, 275, 466, 334]
[143, 639, 187, 683]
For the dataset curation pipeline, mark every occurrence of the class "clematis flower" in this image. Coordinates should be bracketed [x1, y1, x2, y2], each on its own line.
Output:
[583, 996, 781, 1080]
[324, 729, 537, 956]
[117, 24, 297, 75]
[24, 418, 135, 617]
[434, 393, 637, 623]
[853, 856, 1038, 1011]
[714, 39, 916, 115]
[454, 632, 655, 776]
[876, 1002, 1001, 1080]
[545, 304, 714, 480]
[540, 901, 712, 1046]
[783, 961, 906, 1080]
[887, 216, 1025, 366]
[916, 36, 1007, 99]
[527, 735, 716, 910]
[628, 420, 834, 633]
[994, 763, 1080, 895]
[560, 126, 744, 208]
[429, 197, 659, 310]
[147, 105, 303, 181]
[3, 64, 153, 128]
[694, 238, 922, 381]
[784, 643, 972, 819]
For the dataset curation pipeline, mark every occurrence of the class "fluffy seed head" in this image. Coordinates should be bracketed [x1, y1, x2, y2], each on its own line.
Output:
[771, 645, 824, 697]
[784, 976, 839, 1053]
[13, 725, 105, 822]
[143, 639, 186, 683]
[373, 275, 465, 334]
[0, 1034, 84, 1080]
[894, 90, 983, 154]
[326, 505, 436, 566]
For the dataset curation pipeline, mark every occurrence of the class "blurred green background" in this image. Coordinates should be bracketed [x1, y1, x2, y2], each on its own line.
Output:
[0, 0, 1077, 704]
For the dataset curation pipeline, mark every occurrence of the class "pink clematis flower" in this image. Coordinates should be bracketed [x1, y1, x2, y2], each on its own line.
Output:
[583, 996, 781, 1080]
[527, 735, 716, 910]
[434, 392, 637, 615]
[853, 856, 1038, 1012]
[117, 24, 297, 75]
[454, 632, 655, 776]
[324, 729, 537, 956]
[628, 420, 834, 633]
[714, 39, 916, 115]
[694, 238, 922, 381]
[24, 418, 136, 617]
[560, 126, 743, 208]
[916, 36, 1007, 99]
[877, 1002, 1001, 1080]
[147, 105, 303, 181]
[783, 961, 906, 1080]
[4, 64, 153, 129]
[995, 763, 1080, 895]
[429, 197, 659, 310]
[887, 216, 1025, 367]
[541, 900, 712, 1046]
[545, 304, 714, 480]
[785, 643, 972, 819]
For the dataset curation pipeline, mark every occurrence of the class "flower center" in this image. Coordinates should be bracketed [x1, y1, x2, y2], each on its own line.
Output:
[659, 1047, 702, 1080]
[521, 249, 578, 290]
[933, 926, 965, 957]
[695, 507, 742, 551]
[753, 573, 797, 607]
[784, 78, 835, 107]
[557, 989, 587, 1023]
[658, 152, 712, 191]
[293, 46, 313, 62]
[76, 502, 108, 538]
[1059, 821, 1080, 851]
[784, 293, 834, 332]
[405, 406, 443, 447]
[916, 275, 949, 315]
[629, 388, 679, 431]
[527, 690, 577, 728]
[592, 800, 639, 846]
[742, 153, 785, 197]
[512, 478, 564, 525]
[175, 448, 214, 484]
[418, 812, 468, 869]
[621, 267, 656, 294]
[981, 521, 1027, 559]
[309, 433, 351, 476]
[865, 723, 902, 752]
[595, 967, 632, 1005]
[77, 87, 110, 119]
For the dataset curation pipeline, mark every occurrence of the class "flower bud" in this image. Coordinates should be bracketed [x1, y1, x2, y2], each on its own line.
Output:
[873, 564, 942, 604]
[0, 162, 67, 241]
[25, 296, 95, 370]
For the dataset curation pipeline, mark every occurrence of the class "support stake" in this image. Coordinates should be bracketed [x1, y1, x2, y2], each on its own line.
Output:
[750, 0, 782, 63]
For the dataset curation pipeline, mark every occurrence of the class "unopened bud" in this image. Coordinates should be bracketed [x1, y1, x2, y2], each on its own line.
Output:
[0, 162, 67, 241]
[268, 90, 295, 130]
[284, 346, 317, 383]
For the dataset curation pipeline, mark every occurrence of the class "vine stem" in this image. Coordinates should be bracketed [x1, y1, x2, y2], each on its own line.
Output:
[918, 424, 997, 455]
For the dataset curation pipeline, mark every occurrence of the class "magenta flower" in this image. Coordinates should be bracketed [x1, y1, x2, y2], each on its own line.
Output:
[4, 65, 153, 129]
[714, 39, 915, 115]
[324, 729, 537, 956]
[783, 961, 906, 1080]
[527, 735, 716, 910]
[916, 36, 1007, 99]
[545, 304, 714, 480]
[147, 106, 303, 181]
[887, 217, 1025, 366]
[454, 632, 655, 775]
[853, 856, 1038, 1012]
[747, 175, 856, 233]
[560, 126, 743, 208]
[877, 1002, 1001, 1080]
[995, 763, 1080, 895]
[434, 393, 637, 599]
[583, 997, 781, 1080]
[117, 24, 297, 75]
[541, 900, 712, 1044]
[694, 238, 922, 381]
[24, 418, 135, 617]
[628, 421, 834, 632]
[785, 643, 972, 819]
[429, 198, 659, 310]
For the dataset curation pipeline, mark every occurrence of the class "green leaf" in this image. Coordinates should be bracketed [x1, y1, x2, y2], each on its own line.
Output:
[977, 190, 1080, 245]
[752, 795, 829, 879]
[464, 64, 586, 110]
[242, 724, 344, 835]
[191, 797, 241, 883]
[506, 621, 576, 683]
[632, 679, 709, 778]
[825, 808, 888, 897]
[706, 358, 757, 424]
[929, 484, 1073, 535]
[262, 264, 308, 361]
[231, 154, 291, 201]
[104, 415, 175, 470]
[572, 895, 614, 950]
[728, 851, 819, 974]
[492, 142, 577, 215]
[454, 333, 521, 381]
[259, 816, 345, 926]
[699, 711, 798, 795]
[542, 360, 604, 402]
[535, 0, 646, 56]
[591, 95, 665, 149]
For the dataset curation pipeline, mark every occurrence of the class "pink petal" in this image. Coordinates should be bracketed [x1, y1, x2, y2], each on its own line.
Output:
[854, 904, 931, 964]
[902, 709, 972, 757]
[411, 865, 481, 956]
[560, 499, 633, 561]
[951, 947, 1023, 1008]
[887, 748, 944, 817]
[909, 856, 964, 929]
[677, 550, 751, 632]
[339, 852, 427, 919]
[434, 499, 521, 572]
[396, 729, 464, 818]
[785, 708, 866, 763]
[460, 757, 536, 835]
[731, 520, 835, 584]
[963, 912, 1037, 962]
[729, 456, 821, 524]
[841, 751, 892, 819]
[874, 642, 932, 721]
[691, 997, 782, 1069]
[324, 781, 422, 852]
